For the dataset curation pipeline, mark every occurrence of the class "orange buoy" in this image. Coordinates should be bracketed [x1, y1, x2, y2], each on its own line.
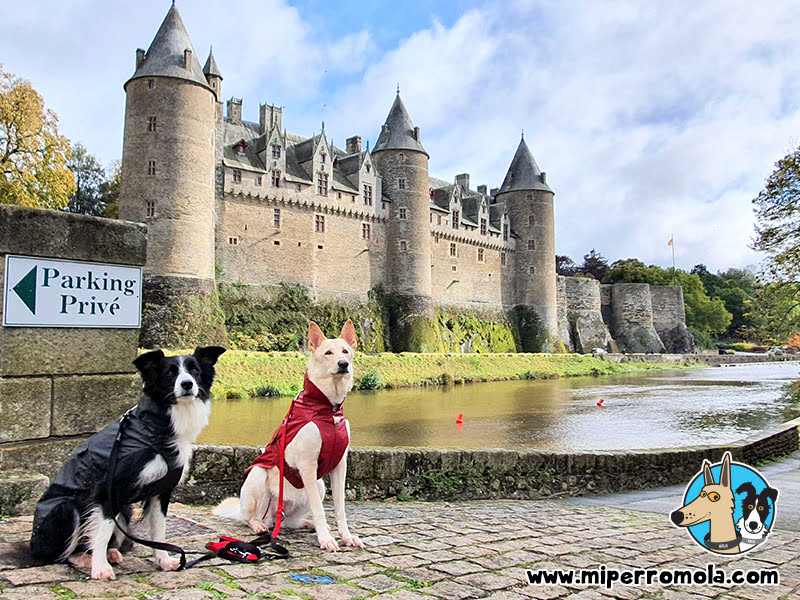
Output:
[456, 413, 463, 424]
[597, 398, 604, 407]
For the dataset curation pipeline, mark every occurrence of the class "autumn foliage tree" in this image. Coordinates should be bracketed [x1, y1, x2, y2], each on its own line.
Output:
[0, 65, 75, 209]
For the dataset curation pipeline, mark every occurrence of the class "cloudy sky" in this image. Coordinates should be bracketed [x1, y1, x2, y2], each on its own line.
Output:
[3, 0, 799, 273]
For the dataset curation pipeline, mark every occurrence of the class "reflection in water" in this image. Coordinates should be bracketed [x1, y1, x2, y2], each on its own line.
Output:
[198, 362, 800, 451]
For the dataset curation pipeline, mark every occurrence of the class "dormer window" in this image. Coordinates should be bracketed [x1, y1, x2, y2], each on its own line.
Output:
[480, 218, 487, 235]
[271, 144, 281, 159]
[365, 163, 371, 174]
[503, 224, 509, 241]
[452, 210, 459, 230]
[236, 140, 248, 155]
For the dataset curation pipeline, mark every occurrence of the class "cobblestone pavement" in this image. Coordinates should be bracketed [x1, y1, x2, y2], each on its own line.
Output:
[1, 499, 798, 600]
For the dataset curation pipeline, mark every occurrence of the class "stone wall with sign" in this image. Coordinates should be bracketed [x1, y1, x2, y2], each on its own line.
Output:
[0, 205, 146, 514]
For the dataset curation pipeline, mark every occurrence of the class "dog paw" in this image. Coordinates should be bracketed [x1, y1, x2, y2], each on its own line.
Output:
[319, 534, 340, 552]
[158, 555, 182, 571]
[341, 534, 364, 548]
[107, 548, 123, 565]
[91, 563, 116, 580]
[249, 519, 269, 534]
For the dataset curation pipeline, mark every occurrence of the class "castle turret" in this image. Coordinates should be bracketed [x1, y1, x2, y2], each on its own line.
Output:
[203, 47, 223, 120]
[496, 135, 559, 350]
[371, 93, 437, 351]
[119, 2, 224, 347]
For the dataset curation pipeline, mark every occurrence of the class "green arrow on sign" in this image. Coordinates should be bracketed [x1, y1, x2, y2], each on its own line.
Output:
[13, 266, 37, 315]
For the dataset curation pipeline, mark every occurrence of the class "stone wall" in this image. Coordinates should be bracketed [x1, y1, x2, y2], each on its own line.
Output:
[650, 285, 694, 353]
[564, 277, 614, 353]
[609, 283, 666, 353]
[175, 417, 800, 504]
[0, 205, 146, 511]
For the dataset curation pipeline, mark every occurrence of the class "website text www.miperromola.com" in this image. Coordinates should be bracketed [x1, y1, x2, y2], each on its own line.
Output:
[526, 564, 779, 590]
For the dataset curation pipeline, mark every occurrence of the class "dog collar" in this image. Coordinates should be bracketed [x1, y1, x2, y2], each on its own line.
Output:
[704, 532, 742, 551]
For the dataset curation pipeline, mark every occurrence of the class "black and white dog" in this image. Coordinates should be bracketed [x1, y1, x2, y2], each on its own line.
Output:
[735, 481, 778, 551]
[30, 346, 225, 580]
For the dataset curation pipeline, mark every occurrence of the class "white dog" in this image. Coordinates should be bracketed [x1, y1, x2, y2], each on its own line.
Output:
[214, 321, 363, 552]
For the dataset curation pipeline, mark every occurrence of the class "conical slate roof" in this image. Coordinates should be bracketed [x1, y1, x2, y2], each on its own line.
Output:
[203, 48, 222, 79]
[373, 94, 428, 157]
[498, 137, 553, 194]
[125, 3, 211, 91]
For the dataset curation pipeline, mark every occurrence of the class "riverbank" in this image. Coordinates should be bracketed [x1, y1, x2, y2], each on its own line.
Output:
[210, 351, 699, 399]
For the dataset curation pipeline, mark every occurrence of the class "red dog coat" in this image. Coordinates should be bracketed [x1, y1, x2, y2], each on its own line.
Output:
[246, 374, 349, 489]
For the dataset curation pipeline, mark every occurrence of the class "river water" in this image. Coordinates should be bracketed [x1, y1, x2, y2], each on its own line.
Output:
[198, 362, 800, 451]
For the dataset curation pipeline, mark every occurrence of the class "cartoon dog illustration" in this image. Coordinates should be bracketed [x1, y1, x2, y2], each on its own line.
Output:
[670, 452, 740, 554]
[735, 481, 778, 551]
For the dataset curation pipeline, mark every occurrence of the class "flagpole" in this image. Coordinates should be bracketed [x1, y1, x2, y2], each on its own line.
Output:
[671, 234, 676, 286]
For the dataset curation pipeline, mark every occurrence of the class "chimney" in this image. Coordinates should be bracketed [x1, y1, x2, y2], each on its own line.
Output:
[541, 172, 547, 184]
[490, 187, 499, 197]
[259, 104, 282, 134]
[346, 136, 362, 155]
[184, 49, 192, 70]
[455, 173, 470, 192]
[477, 184, 487, 195]
[413, 126, 420, 141]
[227, 98, 242, 124]
[136, 48, 146, 69]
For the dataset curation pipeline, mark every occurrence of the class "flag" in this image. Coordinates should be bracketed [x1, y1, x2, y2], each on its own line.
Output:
[668, 237, 673, 246]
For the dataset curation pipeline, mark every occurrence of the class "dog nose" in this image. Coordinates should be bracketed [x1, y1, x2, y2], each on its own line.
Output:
[670, 510, 683, 526]
[181, 380, 194, 391]
[337, 359, 349, 370]
[749, 521, 758, 530]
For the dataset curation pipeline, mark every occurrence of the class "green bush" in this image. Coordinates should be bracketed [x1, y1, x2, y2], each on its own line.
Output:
[357, 368, 384, 390]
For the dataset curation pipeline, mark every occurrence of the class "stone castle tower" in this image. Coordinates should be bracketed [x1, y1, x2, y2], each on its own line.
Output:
[118, 3, 225, 344]
[496, 136, 558, 348]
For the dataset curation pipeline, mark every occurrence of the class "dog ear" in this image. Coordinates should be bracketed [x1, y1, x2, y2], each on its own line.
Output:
[133, 349, 165, 375]
[194, 346, 226, 366]
[702, 460, 714, 486]
[766, 487, 779, 505]
[719, 452, 732, 489]
[339, 319, 357, 349]
[308, 322, 326, 352]
[736, 481, 756, 497]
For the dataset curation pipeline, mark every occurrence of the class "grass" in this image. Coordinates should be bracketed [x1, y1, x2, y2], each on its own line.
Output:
[205, 351, 697, 399]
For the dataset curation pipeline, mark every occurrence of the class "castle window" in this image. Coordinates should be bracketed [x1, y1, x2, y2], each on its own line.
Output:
[399, 240, 408, 252]
[529, 215, 535, 227]
[352, 195, 356, 203]
[529, 266, 536, 275]
[145, 201, 156, 218]
[272, 170, 281, 187]
[366, 163, 371, 173]
[274, 240, 280, 246]
[363, 184, 373, 206]
[477, 248, 485, 263]
[315, 214, 325, 233]
[398, 178, 406, 190]
[317, 172, 328, 196]
[501, 252, 506, 267]
[273, 209, 281, 228]
[382, 202, 387, 211]
[236, 140, 247, 155]
[480, 218, 487, 235]
[147, 79, 155, 89]
[527, 239, 535, 251]
[337, 192, 342, 199]
[437, 215, 442, 226]
[452, 210, 459, 230]
[434, 234, 439, 243]
[527, 194, 532, 201]
[450, 242, 457, 257]
[321, 153, 326, 164]
[271, 144, 281, 159]
[503, 224, 509, 241]
[256, 176, 263, 186]
[228, 236, 239, 246]
[399, 207, 407, 220]
[451, 265, 457, 272]
[147, 160, 156, 176]
[232, 169, 242, 183]
[296, 183, 301, 191]
[362, 223, 371, 240]
[147, 116, 157, 132]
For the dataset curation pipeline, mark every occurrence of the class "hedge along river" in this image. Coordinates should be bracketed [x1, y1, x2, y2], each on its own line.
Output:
[197, 362, 800, 451]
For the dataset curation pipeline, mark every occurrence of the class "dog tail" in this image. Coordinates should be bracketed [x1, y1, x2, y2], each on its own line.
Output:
[211, 497, 244, 522]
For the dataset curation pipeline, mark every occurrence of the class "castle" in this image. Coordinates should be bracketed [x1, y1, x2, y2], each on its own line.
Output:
[119, 4, 694, 354]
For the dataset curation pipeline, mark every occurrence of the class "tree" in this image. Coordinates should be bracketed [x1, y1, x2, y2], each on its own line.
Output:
[65, 143, 106, 216]
[555, 255, 578, 276]
[0, 65, 75, 209]
[579, 249, 608, 280]
[752, 145, 800, 280]
[742, 282, 800, 344]
[691, 264, 757, 337]
[604, 258, 649, 283]
[101, 160, 121, 219]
